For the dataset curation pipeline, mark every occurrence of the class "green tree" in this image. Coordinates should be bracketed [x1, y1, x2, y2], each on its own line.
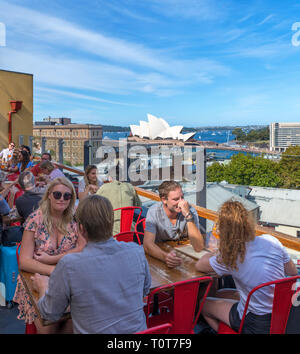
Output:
[207, 162, 226, 182]
[279, 146, 300, 189]
[207, 153, 283, 187]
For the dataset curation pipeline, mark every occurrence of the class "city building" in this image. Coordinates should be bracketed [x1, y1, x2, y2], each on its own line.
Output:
[33, 119, 103, 166]
[270, 122, 300, 152]
[0, 69, 33, 148]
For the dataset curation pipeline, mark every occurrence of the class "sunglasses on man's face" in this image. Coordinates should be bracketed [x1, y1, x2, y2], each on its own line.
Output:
[52, 191, 73, 201]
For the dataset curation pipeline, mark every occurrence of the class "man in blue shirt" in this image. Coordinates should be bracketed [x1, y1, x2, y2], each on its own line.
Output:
[31, 195, 151, 334]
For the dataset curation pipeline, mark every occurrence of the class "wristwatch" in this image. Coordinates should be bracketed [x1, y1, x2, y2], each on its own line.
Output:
[184, 212, 194, 222]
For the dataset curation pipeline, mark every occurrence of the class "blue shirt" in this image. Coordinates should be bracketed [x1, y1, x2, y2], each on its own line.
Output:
[0, 196, 10, 217]
[17, 161, 33, 172]
[38, 238, 151, 334]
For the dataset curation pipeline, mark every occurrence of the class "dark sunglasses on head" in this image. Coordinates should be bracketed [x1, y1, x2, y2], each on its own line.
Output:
[52, 191, 73, 201]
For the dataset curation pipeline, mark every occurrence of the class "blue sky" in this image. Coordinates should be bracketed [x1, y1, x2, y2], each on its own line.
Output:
[1, 0, 300, 127]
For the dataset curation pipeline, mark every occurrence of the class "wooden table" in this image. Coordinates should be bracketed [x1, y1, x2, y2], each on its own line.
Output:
[146, 242, 216, 290]
[19, 241, 216, 326]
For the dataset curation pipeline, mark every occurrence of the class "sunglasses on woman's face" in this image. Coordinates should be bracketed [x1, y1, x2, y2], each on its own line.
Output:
[52, 191, 73, 201]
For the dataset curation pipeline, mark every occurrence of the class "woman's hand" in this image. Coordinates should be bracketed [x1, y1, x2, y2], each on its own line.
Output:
[33, 251, 57, 265]
[88, 184, 99, 194]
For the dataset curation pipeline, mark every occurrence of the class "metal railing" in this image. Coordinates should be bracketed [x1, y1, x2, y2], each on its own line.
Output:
[55, 162, 300, 252]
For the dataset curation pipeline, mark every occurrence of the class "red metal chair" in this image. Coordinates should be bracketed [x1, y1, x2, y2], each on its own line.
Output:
[134, 217, 146, 234]
[145, 276, 213, 334]
[114, 231, 143, 245]
[136, 323, 172, 334]
[16, 242, 37, 335]
[113, 206, 142, 233]
[218, 275, 300, 334]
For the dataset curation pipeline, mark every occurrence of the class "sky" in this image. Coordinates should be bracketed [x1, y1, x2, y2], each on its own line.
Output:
[1, 0, 300, 127]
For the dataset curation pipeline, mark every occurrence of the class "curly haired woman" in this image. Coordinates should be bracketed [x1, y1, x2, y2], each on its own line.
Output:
[195, 200, 297, 334]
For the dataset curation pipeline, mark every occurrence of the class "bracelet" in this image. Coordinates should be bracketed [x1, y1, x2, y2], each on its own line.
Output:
[185, 216, 194, 223]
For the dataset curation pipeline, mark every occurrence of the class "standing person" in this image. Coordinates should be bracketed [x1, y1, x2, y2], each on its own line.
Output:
[195, 200, 298, 334]
[0, 142, 15, 163]
[78, 164, 103, 201]
[143, 180, 204, 268]
[31, 194, 151, 334]
[13, 177, 86, 334]
[39, 160, 65, 181]
[96, 179, 142, 235]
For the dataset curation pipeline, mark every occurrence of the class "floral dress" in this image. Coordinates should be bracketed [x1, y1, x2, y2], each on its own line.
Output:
[13, 208, 78, 324]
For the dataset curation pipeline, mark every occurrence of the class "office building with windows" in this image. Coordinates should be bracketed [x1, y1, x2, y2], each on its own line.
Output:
[270, 122, 300, 152]
[33, 119, 102, 166]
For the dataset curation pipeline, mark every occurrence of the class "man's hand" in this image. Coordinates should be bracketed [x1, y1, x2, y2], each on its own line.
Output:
[165, 250, 182, 268]
[30, 273, 49, 297]
[177, 199, 190, 217]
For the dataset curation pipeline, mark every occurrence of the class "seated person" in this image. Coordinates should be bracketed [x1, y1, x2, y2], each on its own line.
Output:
[15, 171, 46, 221]
[9, 150, 33, 174]
[0, 193, 10, 235]
[143, 180, 204, 268]
[14, 177, 86, 334]
[96, 179, 142, 235]
[31, 152, 52, 177]
[78, 164, 103, 201]
[39, 160, 65, 181]
[195, 200, 298, 334]
[31, 194, 151, 334]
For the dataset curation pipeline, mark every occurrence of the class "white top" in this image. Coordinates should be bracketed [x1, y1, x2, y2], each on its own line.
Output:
[78, 178, 103, 193]
[209, 234, 291, 317]
[0, 148, 13, 162]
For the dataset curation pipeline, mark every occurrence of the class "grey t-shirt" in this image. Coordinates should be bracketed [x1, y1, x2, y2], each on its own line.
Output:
[145, 202, 200, 243]
[209, 234, 291, 318]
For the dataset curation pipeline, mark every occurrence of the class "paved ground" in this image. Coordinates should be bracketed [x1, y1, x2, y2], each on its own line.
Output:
[0, 302, 25, 334]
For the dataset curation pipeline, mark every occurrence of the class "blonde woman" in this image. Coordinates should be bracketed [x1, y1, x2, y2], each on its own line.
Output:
[195, 200, 297, 334]
[13, 177, 86, 333]
[78, 164, 103, 201]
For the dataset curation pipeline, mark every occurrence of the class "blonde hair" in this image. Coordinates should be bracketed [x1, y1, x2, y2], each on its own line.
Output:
[40, 177, 76, 235]
[83, 164, 99, 187]
[75, 194, 114, 242]
[216, 200, 256, 271]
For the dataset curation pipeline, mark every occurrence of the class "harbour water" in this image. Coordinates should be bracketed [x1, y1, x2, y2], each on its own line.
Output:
[103, 130, 260, 160]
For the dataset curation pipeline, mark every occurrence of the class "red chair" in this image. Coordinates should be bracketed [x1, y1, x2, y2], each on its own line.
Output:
[218, 275, 300, 334]
[136, 323, 172, 334]
[145, 276, 213, 334]
[113, 206, 142, 233]
[16, 242, 37, 335]
[134, 218, 146, 234]
[114, 231, 143, 245]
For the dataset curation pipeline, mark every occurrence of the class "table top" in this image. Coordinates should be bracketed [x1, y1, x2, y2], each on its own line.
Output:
[19, 241, 216, 326]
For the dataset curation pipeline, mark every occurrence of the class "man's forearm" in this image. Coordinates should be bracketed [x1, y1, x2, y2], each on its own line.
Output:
[187, 222, 204, 251]
[144, 241, 167, 263]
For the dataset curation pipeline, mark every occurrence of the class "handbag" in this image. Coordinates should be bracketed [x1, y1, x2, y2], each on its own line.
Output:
[1, 225, 24, 246]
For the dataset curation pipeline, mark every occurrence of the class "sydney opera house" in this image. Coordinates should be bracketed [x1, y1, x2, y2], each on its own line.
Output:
[130, 114, 196, 142]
